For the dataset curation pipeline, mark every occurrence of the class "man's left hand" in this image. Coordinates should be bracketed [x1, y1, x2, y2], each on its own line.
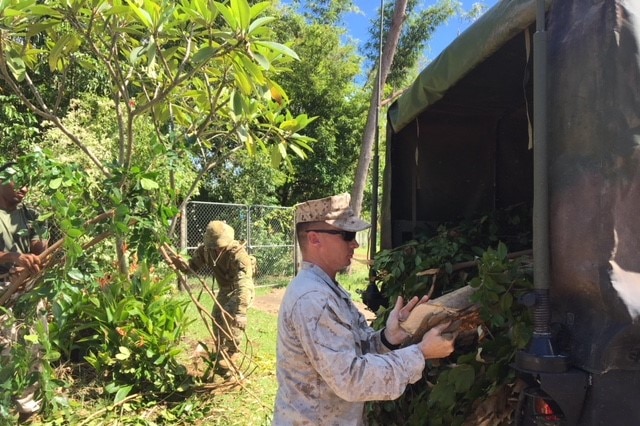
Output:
[384, 295, 429, 346]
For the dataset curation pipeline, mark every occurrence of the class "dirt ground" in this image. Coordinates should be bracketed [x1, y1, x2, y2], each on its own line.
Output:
[252, 286, 376, 322]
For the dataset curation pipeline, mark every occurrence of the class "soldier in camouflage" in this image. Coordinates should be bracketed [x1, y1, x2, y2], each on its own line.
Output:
[188, 221, 255, 374]
[273, 193, 456, 425]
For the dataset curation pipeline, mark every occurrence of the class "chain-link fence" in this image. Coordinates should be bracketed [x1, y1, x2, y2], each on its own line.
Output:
[177, 201, 295, 285]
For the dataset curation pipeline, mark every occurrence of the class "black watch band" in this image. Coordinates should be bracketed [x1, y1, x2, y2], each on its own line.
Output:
[380, 327, 401, 350]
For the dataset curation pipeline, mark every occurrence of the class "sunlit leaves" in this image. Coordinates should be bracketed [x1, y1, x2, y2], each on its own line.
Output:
[1, 0, 314, 172]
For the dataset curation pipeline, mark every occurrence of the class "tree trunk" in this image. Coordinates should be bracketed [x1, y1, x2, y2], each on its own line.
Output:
[351, 0, 408, 217]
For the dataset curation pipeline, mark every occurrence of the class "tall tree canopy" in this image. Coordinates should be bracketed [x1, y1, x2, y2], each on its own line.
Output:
[206, 2, 368, 206]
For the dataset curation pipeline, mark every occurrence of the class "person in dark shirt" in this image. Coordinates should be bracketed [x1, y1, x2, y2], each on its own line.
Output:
[0, 161, 47, 285]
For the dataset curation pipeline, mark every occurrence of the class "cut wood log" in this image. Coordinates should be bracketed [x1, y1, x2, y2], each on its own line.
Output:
[400, 285, 483, 346]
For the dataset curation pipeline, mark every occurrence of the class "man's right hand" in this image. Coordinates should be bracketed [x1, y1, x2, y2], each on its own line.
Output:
[418, 322, 456, 360]
[14, 252, 42, 274]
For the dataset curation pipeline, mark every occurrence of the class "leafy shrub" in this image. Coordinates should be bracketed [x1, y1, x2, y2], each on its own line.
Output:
[63, 263, 191, 397]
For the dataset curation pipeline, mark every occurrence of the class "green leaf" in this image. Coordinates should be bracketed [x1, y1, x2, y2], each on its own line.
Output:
[49, 177, 63, 189]
[114, 385, 133, 404]
[67, 269, 84, 281]
[288, 143, 306, 159]
[44, 350, 61, 361]
[232, 91, 243, 116]
[214, 2, 237, 30]
[129, 4, 152, 27]
[48, 34, 77, 72]
[497, 242, 508, 260]
[192, 45, 217, 65]
[24, 334, 39, 344]
[66, 228, 84, 238]
[248, 16, 275, 35]
[277, 142, 287, 160]
[234, 64, 253, 94]
[230, 0, 250, 30]
[238, 54, 265, 83]
[253, 51, 270, 70]
[450, 364, 475, 393]
[253, 40, 299, 60]
[249, 1, 270, 18]
[6, 54, 26, 82]
[279, 118, 300, 132]
[115, 346, 131, 360]
[140, 177, 159, 190]
[0, 0, 11, 14]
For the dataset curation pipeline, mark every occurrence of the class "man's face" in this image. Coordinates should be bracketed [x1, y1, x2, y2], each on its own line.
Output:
[0, 180, 27, 210]
[307, 225, 359, 274]
[0, 164, 28, 208]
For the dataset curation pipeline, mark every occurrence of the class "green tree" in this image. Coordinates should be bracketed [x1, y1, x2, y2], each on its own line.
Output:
[202, 3, 368, 206]
[0, 0, 314, 270]
[203, 149, 285, 205]
[271, 6, 368, 205]
[0, 0, 314, 418]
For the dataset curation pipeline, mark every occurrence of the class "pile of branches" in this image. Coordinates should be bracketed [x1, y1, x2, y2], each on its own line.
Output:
[365, 205, 535, 425]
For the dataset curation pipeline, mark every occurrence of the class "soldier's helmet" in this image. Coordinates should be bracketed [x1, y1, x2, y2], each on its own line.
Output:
[203, 221, 235, 248]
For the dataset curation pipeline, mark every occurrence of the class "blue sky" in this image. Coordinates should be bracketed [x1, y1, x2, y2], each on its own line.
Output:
[341, 0, 499, 65]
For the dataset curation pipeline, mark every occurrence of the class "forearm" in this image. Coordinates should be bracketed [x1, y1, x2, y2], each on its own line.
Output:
[313, 344, 425, 402]
[0, 250, 19, 266]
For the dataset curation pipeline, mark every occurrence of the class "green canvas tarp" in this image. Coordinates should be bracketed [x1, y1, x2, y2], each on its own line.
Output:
[388, 0, 551, 134]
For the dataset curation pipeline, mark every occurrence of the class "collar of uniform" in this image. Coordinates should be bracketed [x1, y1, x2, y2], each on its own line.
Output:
[300, 261, 351, 300]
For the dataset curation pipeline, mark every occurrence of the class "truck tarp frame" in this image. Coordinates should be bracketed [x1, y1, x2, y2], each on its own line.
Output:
[387, 0, 550, 134]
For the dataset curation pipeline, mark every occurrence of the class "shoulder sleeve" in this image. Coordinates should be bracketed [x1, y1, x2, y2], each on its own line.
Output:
[234, 250, 254, 297]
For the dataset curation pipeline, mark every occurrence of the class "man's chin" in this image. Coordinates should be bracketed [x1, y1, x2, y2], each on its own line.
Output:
[338, 262, 352, 274]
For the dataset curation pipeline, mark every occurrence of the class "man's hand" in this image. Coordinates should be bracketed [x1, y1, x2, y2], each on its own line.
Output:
[384, 294, 430, 346]
[418, 322, 456, 360]
[14, 252, 42, 274]
[170, 256, 190, 274]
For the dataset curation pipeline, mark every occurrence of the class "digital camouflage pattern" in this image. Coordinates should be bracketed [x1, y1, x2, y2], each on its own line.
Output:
[273, 262, 425, 425]
[294, 193, 371, 232]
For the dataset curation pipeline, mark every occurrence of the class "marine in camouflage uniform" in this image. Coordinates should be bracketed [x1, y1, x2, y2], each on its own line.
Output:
[273, 194, 455, 425]
[189, 221, 255, 368]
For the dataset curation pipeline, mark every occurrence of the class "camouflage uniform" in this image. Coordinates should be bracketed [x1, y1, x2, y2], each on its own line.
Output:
[273, 262, 426, 425]
[189, 221, 255, 361]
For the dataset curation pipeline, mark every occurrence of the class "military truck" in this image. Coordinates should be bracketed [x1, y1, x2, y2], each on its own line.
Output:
[380, 0, 640, 424]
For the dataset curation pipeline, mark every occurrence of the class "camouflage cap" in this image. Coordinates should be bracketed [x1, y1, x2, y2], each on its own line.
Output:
[295, 193, 371, 232]
[203, 221, 235, 248]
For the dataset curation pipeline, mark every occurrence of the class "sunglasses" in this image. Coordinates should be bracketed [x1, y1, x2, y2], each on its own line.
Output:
[306, 229, 357, 242]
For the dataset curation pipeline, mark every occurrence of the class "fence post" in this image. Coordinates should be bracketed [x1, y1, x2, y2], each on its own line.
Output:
[246, 204, 251, 254]
[180, 204, 187, 252]
[177, 204, 188, 291]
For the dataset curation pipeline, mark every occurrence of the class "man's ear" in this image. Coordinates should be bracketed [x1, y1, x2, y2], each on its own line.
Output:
[306, 231, 321, 246]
